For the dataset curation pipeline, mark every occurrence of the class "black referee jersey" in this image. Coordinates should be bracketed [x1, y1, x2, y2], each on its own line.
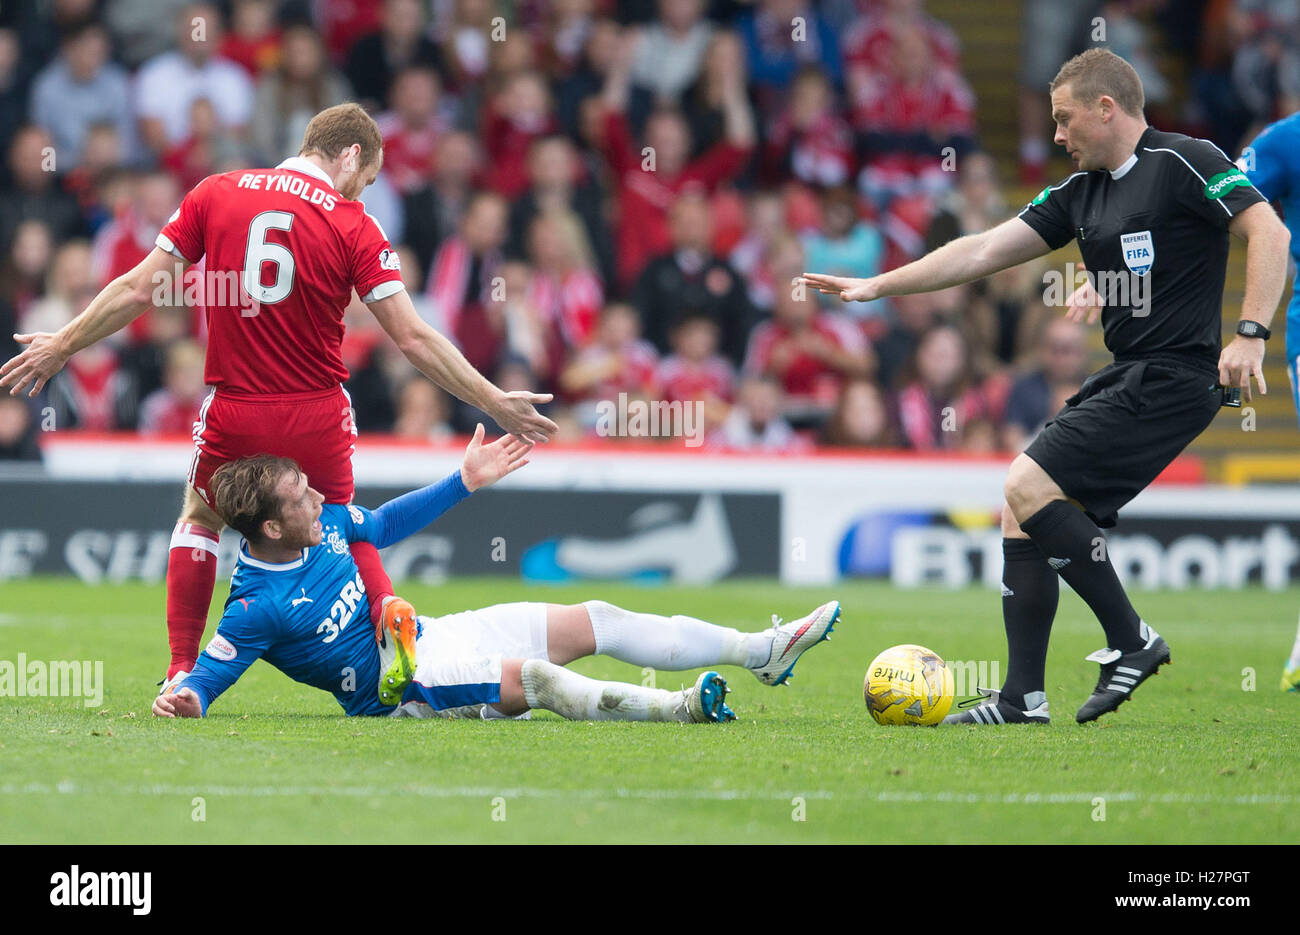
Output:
[1018, 125, 1265, 371]
[1015, 126, 1267, 526]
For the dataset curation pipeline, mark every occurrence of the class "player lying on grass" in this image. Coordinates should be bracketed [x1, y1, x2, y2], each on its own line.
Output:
[152, 430, 838, 723]
[0, 103, 556, 698]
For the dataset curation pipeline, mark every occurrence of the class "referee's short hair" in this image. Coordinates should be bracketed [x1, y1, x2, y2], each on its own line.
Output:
[1050, 48, 1145, 117]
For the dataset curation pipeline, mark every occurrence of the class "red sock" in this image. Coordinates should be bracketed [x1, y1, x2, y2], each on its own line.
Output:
[165, 521, 221, 678]
[352, 541, 395, 625]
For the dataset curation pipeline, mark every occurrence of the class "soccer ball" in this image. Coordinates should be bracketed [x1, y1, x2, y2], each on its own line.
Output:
[863, 644, 955, 726]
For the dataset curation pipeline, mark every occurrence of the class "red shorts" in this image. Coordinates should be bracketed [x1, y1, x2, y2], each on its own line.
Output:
[188, 386, 357, 505]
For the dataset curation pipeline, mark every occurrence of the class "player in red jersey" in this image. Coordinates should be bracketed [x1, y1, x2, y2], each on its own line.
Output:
[1, 103, 557, 692]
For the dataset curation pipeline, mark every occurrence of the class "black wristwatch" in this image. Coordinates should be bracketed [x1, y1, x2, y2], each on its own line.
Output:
[1237, 319, 1271, 340]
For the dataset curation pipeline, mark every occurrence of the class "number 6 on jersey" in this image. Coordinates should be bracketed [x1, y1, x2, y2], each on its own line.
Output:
[244, 210, 296, 306]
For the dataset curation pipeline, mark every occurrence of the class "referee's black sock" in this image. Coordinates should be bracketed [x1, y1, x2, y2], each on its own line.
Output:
[1019, 500, 1145, 653]
[999, 537, 1059, 708]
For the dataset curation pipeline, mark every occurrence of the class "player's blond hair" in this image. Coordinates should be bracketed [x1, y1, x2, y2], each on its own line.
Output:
[1050, 48, 1145, 117]
[299, 102, 384, 171]
[211, 454, 301, 544]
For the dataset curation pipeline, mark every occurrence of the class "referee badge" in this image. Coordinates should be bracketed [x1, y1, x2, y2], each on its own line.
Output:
[1120, 230, 1154, 277]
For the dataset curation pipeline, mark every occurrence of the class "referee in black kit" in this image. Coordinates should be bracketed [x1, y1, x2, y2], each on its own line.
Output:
[803, 49, 1290, 725]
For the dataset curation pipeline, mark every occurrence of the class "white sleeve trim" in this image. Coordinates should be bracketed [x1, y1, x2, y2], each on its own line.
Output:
[155, 232, 193, 261]
[360, 280, 405, 303]
[170, 532, 219, 554]
[1142, 146, 1234, 217]
[1016, 172, 1087, 217]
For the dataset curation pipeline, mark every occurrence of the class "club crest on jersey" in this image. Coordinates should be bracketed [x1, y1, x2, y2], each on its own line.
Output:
[1120, 230, 1154, 277]
[379, 249, 401, 271]
[327, 530, 347, 555]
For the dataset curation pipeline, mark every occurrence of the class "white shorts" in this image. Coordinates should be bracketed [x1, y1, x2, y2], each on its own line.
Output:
[389, 602, 549, 720]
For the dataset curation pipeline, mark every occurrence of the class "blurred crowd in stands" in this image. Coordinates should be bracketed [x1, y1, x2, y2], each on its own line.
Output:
[0, 0, 1280, 461]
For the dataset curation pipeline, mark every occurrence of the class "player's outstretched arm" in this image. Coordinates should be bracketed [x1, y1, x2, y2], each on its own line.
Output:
[361, 424, 533, 550]
[459, 422, 534, 492]
[0, 247, 186, 397]
[1218, 201, 1290, 401]
[366, 289, 558, 443]
[801, 217, 1052, 303]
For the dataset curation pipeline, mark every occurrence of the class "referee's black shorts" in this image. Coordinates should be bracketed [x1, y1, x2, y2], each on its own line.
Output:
[1024, 357, 1223, 528]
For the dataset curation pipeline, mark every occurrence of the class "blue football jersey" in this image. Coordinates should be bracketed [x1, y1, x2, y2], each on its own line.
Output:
[1242, 112, 1300, 268]
[1242, 111, 1300, 426]
[181, 503, 392, 717]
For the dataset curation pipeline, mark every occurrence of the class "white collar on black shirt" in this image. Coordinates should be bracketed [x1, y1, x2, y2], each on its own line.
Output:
[1109, 153, 1138, 180]
[277, 156, 337, 190]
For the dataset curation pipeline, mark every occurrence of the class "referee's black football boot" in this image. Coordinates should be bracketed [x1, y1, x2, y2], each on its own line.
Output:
[1076, 621, 1170, 723]
[941, 687, 1050, 725]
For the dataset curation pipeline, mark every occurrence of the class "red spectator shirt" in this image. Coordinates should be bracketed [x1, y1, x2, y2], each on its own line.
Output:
[94, 205, 186, 344]
[743, 314, 867, 403]
[567, 339, 660, 404]
[219, 31, 283, 76]
[896, 381, 997, 452]
[529, 269, 604, 349]
[600, 111, 752, 289]
[139, 389, 204, 435]
[762, 110, 855, 187]
[156, 157, 405, 395]
[376, 111, 447, 196]
[483, 109, 559, 199]
[658, 354, 736, 404]
[849, 67, 975, 138]
[842, 12, 959, 75]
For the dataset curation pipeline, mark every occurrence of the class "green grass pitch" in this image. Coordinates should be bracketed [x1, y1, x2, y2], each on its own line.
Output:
[1, 577, 1297, 843]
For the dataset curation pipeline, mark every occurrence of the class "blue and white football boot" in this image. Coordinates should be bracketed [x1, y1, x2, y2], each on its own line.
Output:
[682, 671, 737, 723]
[750, 600, 840, 686]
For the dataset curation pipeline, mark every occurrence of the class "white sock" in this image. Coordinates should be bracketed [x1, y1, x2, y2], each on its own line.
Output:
[1288, 610, 1300, 670]
[583, 600, 767, 670]
[520, 659, 688, 722]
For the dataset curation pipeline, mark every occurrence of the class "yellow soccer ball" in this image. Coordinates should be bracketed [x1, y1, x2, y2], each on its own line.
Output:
[864, 644, 955, 726]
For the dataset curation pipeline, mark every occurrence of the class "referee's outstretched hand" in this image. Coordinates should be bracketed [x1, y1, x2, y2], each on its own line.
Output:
[799, 273, 880, 303]
[1218, 335, 1267, 402]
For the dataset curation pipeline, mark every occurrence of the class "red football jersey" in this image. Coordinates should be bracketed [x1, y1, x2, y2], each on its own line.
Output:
[156, 157, 405, 395]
